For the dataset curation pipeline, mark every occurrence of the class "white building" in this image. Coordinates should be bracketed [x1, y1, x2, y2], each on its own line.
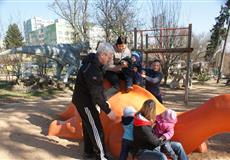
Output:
[28, 19, 74, 45]
[25, 18, 106, 47]
[0, 40, 4, 52]
[54, 19, 73, 44]
[88, 25, 106, 51]
[24, 17, 54, 44]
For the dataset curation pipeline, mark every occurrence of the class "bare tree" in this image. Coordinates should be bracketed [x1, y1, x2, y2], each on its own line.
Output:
[0, 54, 22, 82]
[95, 0, 114, 42]
[191, 33, 210, 62]
[150, 0, 184, 84]
[95, 0, 137, 42]
[50, 0, 89, 42]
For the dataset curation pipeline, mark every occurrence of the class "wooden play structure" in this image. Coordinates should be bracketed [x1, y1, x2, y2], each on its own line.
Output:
[132, 24, 193, 104]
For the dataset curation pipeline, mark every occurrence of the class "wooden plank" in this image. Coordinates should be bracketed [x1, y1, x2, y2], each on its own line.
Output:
[132, 48, 193, 53]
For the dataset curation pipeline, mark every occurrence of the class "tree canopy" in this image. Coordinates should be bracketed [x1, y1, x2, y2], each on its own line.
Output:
[4, 23, 24, 49]
[205, 0, 230, 62]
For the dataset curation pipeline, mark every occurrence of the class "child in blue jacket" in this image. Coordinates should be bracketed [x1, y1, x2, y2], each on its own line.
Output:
[119, 106, 136, 160]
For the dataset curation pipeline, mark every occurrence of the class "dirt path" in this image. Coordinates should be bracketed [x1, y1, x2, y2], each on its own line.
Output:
[0, 80, 229, 160]
[0, 91, 82, 160]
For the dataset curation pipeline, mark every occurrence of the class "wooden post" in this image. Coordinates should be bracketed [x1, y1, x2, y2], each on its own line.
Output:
[145, 52, 149, 66]
[160, 28, 162, 48]
[140, 31, 143, 50]
[185, 24, 192, 105]
[146, 34, 149, 49]
[134, 28, 137, 49]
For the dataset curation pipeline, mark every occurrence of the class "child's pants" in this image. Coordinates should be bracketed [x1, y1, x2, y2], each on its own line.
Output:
[161, 141, 178, 160]
[119, 139, 133, 160]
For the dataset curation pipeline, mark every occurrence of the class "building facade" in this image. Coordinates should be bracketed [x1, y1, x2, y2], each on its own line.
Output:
[0, 40, 4, 52]
[23, 17, 54, 44]
[88, 25, 105, 51]
[28, 19, 74, 45]
[24, 18, 106, 49]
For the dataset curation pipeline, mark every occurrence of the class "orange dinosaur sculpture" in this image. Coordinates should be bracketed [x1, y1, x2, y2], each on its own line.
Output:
[48, 85, 230, 158]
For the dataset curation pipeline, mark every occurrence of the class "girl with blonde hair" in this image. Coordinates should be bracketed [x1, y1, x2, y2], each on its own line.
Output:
[133, 99, 188, 160]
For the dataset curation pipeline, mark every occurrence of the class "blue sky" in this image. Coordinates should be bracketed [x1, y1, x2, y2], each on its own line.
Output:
[0, 0, 225, 40]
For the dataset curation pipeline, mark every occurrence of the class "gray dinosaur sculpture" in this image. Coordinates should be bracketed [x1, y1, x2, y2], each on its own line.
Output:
[0, 42, 90, 83]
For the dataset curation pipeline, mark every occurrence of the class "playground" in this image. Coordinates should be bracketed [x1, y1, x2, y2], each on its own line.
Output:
[0, 79, 229, 160]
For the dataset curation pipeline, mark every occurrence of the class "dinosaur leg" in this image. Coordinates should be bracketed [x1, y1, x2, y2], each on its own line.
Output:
[63, 65, 77, 83]
[55, 63, 63, 80]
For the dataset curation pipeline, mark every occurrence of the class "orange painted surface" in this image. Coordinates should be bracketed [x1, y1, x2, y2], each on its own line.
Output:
[48, 109, 83, 139]
[48, 85, 230, 157]
[172, 94, 230, 154]
[59, 102, 78, 120]
[194, 142, 208, 153]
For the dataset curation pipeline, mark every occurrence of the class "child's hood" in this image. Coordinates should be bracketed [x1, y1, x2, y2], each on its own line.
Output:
[134, 113, 152, 126]
[156, 114, 177, 124]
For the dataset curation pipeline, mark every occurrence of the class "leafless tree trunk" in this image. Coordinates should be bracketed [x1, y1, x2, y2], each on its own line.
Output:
[150, 0, 183, 85]
[80, 0, 89, 41]
[191, 33, 209, 62]
[50, 0, 89, 42]
[95, 0, 137, 42]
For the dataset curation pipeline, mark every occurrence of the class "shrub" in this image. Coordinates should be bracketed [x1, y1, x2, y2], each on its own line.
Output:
[196, 70, 211, 85]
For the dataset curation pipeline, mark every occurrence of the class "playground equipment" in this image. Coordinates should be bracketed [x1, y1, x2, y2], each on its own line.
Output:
[48, 84, 230, 158]
[0, 42, 89, 83]
[132, 24, 193, 104]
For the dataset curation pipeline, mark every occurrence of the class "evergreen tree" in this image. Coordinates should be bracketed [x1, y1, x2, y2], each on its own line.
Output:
[4, 23, 24, 49]
[205, 0, 230, 62]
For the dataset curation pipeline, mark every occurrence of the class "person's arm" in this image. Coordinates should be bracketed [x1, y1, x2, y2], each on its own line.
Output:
[83, 64, 111, 114]
[162, 126, 175, 140]
[105, 56, 123, 72]
[142, 73, 162, 84]
[106, 64, 123, 72]
[142, 126, 163, 148]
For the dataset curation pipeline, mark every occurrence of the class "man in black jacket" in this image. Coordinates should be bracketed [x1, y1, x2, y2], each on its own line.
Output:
[141, 60, 163, 103]
[72, 42, 116, 160]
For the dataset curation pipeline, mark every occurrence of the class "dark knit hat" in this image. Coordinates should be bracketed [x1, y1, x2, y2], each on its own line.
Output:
[116, 36, 127, 45]
[131, 51, 142, 62]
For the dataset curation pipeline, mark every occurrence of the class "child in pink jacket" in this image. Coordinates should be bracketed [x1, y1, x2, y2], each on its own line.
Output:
[154, 109, 178, 160]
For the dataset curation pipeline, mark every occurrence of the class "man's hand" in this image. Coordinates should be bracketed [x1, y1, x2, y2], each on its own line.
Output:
[141, 70, 146, 78]
[159, 135, 166, 141]
[141, 73, 146, 78]
[107, 110, 116, 121]
[120, 60, 128, 68]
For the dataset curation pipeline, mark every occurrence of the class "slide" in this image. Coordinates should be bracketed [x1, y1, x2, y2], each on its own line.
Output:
[48, 85, 230, 157]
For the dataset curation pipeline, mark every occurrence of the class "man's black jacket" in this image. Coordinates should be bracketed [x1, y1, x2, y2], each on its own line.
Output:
[72, 53, 111, 114]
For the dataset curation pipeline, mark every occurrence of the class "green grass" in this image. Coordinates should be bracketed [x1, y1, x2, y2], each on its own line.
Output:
[0, 79, 66, 101]
[0, 87, 64, 101]
[0, 89, 31, 98]
[29, 88, 62, 97]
